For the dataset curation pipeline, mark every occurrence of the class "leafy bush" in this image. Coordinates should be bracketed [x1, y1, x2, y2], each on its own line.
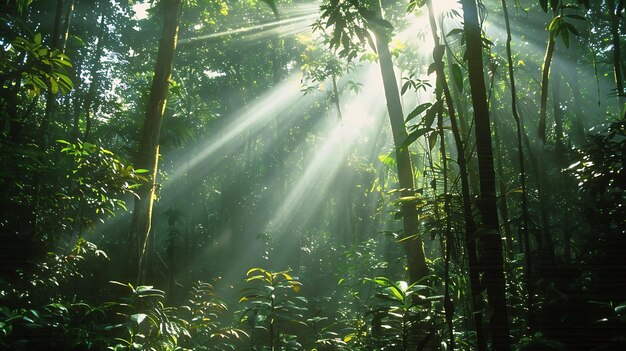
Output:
[239, 268, 308, 350]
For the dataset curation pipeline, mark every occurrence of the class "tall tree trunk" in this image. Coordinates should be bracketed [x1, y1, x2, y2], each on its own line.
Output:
[39, 0, 65, 147]
[130, 0, 182, 284]
[436, 79, 456, 351]
[424, 2, 487, 349]
[501, 0, 535, 332]
[79, 9, 107, 142]
[371, 1, 428, 286]
[608, 0, 625, 99]
[331, 74, 343, 120]
[538, 32, 555, 143]
[60, 0, 75, 53]
[552, 69, 565, 157]
[460, 1, 511, 349]
[492, 114, 513, 256]
[370, 4, 436, 347]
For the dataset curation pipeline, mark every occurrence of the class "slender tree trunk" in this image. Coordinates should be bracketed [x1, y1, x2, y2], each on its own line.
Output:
[568, 70, 586, 145]
[370, 3, 437, 347]
[81, 10, 107, 142]
[608, 0, 625, 98]
[461, 1, 511, 349]
[553, 69, 565, 157]
[131, 0, 182, 284]
[424, 2, 487, 349]
[492, 114, 513, 256]
[538, 32, 555, 143]
[501, 0, 535, 332]
[371, 1, 428, 286]
[331, 74, 343, 120]
[436, 81, 456, 351]
[39, 0, 65, 147]
[60, 0, 75, 53]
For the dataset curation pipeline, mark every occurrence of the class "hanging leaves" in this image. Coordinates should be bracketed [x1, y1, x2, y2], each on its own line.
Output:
[548, 12, 584, 49]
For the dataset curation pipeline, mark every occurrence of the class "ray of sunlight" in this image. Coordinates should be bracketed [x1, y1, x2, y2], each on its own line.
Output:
[179, 13, 318, 45]
[168, 73, 317, 184]
[266, 66, 386, 237]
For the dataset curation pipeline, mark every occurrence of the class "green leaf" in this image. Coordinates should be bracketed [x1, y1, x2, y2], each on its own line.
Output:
[548, 16, 561, 31]
[422, 101, 441, 129]
[400, 128, 432, 149]
[406, 102, 432, 123]
[539, 0, 548, 12]
[401, 81, 411, 96]
[451, 63, 463, 92]
[565, 22, 579, 36]
[560, 27, 569, 48]
[49, 77, 58, 94]
[549, 0, 559, 11]
[130, 313, 147, 325]
[260, 0, 278, 16]
[428, 131, 439, 151]
[388, 286, 404, 301]
[427, 62, 437, 75]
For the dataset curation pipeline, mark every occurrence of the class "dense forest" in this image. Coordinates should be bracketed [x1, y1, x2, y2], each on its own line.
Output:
[0, 0, 624, 350]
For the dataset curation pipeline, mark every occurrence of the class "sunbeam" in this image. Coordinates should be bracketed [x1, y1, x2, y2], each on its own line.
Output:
[168, 73, 317, 183]
[179, 12, 318, 45]
[267, 67, 386, 236]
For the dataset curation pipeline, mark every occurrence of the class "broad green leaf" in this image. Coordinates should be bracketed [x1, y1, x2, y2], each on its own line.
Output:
[400, 127, 432, 149]
[422, 101, 441, 129]
[406, 102, 432, 123]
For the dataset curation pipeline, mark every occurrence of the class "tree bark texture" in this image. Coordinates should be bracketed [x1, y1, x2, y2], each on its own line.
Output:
[424, 2, 487, 349]
[371, 2, 435, 348]
[131, 0, 182, 284]
[538, 32, 555, 143]
[461, 0, 511, 349]
[372, 5, 428, 287]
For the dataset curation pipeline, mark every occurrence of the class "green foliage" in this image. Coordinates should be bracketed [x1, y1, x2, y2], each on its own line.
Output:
[106, 282, 189, 351]
[1, 0, 626, 350]
[0, 239, 110, 350]
[315, 0, 380, 61]
[0, 31, 73, 95]
[57, 139, 147, 218]
[547, 11, 584, 48]
[569, 121, 625, 235]
[178, 281, 246, 350]
[401, 74, 431, 96]
[364, 276, 437, 350]
[239, 268, 307, 350]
